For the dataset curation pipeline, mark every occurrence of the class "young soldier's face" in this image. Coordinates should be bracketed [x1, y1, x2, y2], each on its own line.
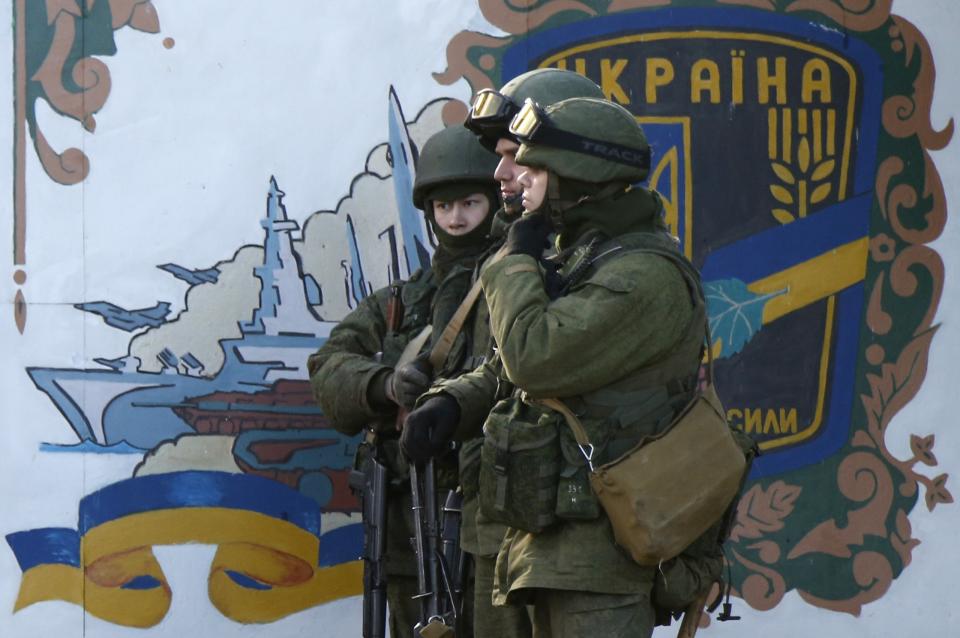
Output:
[493, 139, 523, 211]
[431, 193, 491, 235]
[517, 166, 549, 212]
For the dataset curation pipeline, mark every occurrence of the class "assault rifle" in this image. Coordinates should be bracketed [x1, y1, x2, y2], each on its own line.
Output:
[439, 489, 467, 607]
[345, 281, 404, 638]
[349, 434, 389, 638]
[409, 459, 464, 638]
[402, 274, 478, 637]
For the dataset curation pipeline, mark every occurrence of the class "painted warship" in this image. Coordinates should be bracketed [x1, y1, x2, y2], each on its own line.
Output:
[26, 89, 433, 511]
[28, 178, 341, 451]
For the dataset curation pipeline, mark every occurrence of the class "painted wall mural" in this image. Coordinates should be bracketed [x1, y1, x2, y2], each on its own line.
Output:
[438, 0, 954, 622]
[3, 1, 956, 636]
[9, 79, 451, 627]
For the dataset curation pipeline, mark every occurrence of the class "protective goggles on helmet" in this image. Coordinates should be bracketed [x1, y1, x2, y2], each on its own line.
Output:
[465, 89, 521, 135]
[509, 98, 651, 170]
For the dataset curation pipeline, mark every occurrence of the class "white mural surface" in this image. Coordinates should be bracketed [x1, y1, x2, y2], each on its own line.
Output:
[1, 1, 958, 637]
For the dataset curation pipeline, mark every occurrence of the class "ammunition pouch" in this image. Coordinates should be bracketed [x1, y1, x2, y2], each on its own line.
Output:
[555, 429, 600, 521]
[479, 399, 561, 533]
[459, 437, 483, 502]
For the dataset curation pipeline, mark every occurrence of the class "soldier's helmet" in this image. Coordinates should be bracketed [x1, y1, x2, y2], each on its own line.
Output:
[465, 69, 605, 149]
[512, 97, 651, 184]
[412, 124, 499, 210]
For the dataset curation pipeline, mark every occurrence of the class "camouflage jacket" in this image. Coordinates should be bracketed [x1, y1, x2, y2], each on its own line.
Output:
[438, 190, 708, 598]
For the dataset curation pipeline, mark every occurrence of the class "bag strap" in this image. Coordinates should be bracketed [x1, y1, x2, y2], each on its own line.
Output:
[531, 396, 597, 471]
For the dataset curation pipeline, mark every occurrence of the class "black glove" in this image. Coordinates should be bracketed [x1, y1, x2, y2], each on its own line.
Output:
[401, 395, 461, 462]
[385, 356, 433, 410]
[502, 212, 552, 257]
[543, 260, 566, 300]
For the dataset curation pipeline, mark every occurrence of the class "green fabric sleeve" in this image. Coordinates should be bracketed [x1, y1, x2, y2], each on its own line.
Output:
[366, 369, 394, 411]
[421, 357, 500, 441]
[307, 287, 395, 435]
[480, 252, 692, 398]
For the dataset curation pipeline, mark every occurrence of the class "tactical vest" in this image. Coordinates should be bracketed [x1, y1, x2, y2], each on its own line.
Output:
[561, 231, 705, 462]
[379, 262, 490, 377]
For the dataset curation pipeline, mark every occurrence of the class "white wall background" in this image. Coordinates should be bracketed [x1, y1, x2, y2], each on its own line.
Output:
[0, 1, 957, 636]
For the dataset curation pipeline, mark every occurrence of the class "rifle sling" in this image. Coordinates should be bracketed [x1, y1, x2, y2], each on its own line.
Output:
[427, 247, 508, 371]
[427, 279, 484, 372]
[397, 325, 433, 369]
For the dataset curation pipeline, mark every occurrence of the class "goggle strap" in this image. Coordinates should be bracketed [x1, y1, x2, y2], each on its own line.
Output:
[528, 126, 651, 170]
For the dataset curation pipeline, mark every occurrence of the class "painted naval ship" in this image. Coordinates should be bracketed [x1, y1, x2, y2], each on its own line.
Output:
[28, 177, 339, 451]
[26, 88, 431, 511]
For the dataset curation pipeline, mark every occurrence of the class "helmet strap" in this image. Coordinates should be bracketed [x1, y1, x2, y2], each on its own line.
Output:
[545, 177, 635, 250]
[545, 172, 568, 232]
[546, 174, 630, 221]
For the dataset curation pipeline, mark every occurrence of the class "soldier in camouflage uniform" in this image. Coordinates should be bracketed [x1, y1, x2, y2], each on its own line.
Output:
[404, 97, 720, 637]
[400, 69, 606, 638]
[308, 124, 499, 638]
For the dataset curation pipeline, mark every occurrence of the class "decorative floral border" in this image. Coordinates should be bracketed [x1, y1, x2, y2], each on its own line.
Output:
[437, 0, 953, 619]
[11, 0, 161, 334]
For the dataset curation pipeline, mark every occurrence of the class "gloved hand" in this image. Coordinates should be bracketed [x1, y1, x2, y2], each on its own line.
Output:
[502, 212, 552, 257]
[543, 260, 566, 300]
[385, 356, 433, 410]
[401, 395, 461, 462]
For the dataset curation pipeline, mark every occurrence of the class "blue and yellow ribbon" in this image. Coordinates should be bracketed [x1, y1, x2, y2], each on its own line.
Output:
[6, 471, 363, 627]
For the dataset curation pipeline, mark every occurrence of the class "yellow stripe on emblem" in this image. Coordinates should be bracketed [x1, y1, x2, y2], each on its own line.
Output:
[748, 236, 868, 324]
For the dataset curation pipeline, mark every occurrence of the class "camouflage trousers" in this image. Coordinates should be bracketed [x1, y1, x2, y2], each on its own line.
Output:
[474, 553, 532, 638]
[387, 575, 420, 638]
[529, 588, 654, 638]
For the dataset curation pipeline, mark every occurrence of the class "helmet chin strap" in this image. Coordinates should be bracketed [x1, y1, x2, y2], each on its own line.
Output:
[544, 172, 567, 232]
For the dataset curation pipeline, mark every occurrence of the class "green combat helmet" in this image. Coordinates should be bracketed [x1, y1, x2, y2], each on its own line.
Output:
[510, 97, 657, 240]
[512, 97, 651, 184]
[465, 68, 605, 149]
[412, 124, 499, 210]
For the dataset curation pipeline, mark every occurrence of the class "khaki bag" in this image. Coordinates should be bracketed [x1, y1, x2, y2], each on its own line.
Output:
[537, 308, 747, 567]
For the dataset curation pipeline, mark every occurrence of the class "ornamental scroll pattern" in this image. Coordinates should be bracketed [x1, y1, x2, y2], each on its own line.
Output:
[437, 0, 954, 621]
[777, 11, 954, 617]
[21, 0, 160, 184]
[12, 0, 161, 334]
